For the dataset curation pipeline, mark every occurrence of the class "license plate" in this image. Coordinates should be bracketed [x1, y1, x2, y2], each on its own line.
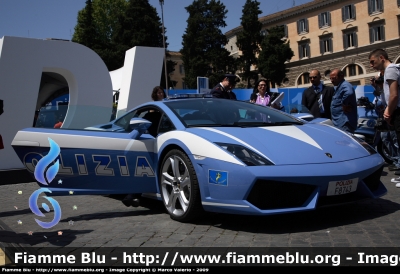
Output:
[327, 178, 358, 196]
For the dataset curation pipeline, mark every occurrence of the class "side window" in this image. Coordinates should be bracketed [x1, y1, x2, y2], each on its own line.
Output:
[158, 114, 176, 135]
[137, 108, 163, 137]
[115, 107, 162, 136]
[114, 111, 137, 129]
[135, 109, 151, 119]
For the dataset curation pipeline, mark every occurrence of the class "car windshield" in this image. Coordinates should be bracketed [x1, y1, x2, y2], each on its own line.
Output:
[165, 99, 304, 127]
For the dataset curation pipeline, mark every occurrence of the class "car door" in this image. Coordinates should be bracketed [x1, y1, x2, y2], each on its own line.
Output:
[12, 107, 167, 195]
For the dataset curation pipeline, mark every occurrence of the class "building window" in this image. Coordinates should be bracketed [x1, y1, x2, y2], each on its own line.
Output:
[297, 19, 309, 34]
[319, 35, 333, 54]
[369, 22, 385, 43]
[342, 4, 356, 22]
[318, 12, 331, 28]
[182, 82, 187, 89]
[298, 41, 310, 59]
[398, 16, 400, 36]
[297, 72, 310, 85]
[179, 64, 185, 74]
[368, 0, 383, 14]
[343, 28, 358, 49]
[282, 24, 288, 38]
[348, 64, 356, 76]
[343, 64, 363, 77]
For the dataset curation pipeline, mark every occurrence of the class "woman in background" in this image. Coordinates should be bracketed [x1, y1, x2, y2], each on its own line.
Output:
[151, 86, 166, 101]
[250, 79, 281, 109]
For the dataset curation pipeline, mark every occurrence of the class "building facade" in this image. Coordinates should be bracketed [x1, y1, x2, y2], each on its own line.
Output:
[225, 0, 400, 88]
[167, 51, 186, 89]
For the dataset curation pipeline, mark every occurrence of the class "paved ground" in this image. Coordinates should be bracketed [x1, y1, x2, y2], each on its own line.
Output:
[1, 164, 400, 266]
[2, 164, 400, 248]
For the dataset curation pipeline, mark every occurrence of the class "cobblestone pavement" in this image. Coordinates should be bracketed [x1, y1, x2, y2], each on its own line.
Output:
[1, 165, 400, 249]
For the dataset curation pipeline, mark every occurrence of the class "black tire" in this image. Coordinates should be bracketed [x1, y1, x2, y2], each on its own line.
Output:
[159, 149, 204, 222]
[377, 139, 393, 164]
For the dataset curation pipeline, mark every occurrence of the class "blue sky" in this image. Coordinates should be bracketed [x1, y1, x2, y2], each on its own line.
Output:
[0, 0, 312, 52]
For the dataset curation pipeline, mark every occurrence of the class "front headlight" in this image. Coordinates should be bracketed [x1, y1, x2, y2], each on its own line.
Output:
[215, 142, 273, 166]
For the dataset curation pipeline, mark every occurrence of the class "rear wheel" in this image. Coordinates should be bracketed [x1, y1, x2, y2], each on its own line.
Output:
[159, 149, 203, 222]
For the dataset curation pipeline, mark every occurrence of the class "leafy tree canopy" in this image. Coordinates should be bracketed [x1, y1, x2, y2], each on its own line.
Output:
[181, 0, 235, 88]
[236, 0, 263, 88]
[72, 0, 169, 73]
[257, 25, 294, 87]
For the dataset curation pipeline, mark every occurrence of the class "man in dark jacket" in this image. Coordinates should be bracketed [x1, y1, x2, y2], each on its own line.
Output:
[301, 69, 334, 119]
[210, 74, 238, 100]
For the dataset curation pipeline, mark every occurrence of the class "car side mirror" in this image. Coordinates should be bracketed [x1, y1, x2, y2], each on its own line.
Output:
[128, 118, 152, 139]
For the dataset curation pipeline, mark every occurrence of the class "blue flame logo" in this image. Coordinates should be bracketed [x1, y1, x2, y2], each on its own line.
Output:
[29, 188, 62, 229]
[34, 138, 60, 185]
[30, 137, 62, 229]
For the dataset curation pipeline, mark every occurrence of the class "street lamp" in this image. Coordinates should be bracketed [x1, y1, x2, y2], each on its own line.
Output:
[159, 0, 169, 91]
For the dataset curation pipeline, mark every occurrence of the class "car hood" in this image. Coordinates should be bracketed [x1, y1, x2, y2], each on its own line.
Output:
[186, 124, 376, 165]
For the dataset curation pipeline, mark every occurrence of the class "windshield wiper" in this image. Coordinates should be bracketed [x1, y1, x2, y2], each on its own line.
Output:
[232, 122, 270, 127]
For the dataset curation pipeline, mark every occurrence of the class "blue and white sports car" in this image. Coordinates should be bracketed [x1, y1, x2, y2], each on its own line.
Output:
[12, 95, 387, 222]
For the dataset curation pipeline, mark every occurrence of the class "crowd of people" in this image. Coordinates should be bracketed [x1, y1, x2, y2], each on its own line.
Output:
[208, 49, 399, 186]
[368, 49, 400, 186]
[210, 70, 358, 134]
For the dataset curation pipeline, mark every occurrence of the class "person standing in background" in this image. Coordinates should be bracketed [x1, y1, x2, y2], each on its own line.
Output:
[329, 69, 358, 133]
[302, 69, 334, 119]
[250, 79, 282, 110]
[151, 86, 167, 101]
[210, 74, 238, 100]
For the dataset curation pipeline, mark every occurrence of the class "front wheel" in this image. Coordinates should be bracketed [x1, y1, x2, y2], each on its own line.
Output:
[159, 149, 203, 222]
[377, 139, 393, 164]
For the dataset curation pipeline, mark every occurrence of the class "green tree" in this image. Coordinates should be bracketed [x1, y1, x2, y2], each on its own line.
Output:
[72, 0, 127, 70]
[236, 0, 263, 88]
[72, 0, 172, 80]
[181, 0, 235, 88]
[72, 0, 97, 49]
[92, 0, 127, 44]
[111, 0, 166, 71]
[257, 25, 294, 87]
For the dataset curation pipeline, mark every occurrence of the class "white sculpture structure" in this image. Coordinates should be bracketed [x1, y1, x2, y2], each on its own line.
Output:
[0, 36, 164, 171]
